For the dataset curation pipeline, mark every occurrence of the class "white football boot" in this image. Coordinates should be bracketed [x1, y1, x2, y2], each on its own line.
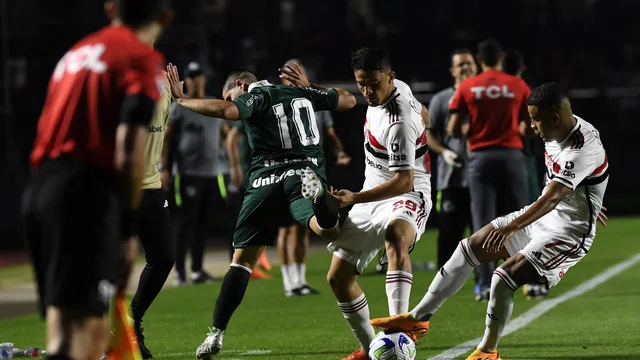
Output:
[196, 327, 224, 359]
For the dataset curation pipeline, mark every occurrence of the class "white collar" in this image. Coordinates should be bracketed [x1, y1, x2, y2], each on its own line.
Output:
[248, 80, 273, 92]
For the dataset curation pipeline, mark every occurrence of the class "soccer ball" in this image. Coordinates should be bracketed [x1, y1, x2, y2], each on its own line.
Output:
[368, 330, 417, 360]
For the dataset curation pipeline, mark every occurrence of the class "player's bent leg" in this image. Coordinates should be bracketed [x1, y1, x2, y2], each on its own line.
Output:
[309, 215, 340, 239]
[327, 254, 376, 358]
[197, 246, 264, 359]
[475, 253, 541, 356]
[384, 219, 416, 316]
[371, 225, 507, 337]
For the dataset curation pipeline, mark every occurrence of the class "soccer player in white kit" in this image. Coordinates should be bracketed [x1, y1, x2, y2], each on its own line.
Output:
[371, 82, 609, 360]
[329, 47, 433, 360]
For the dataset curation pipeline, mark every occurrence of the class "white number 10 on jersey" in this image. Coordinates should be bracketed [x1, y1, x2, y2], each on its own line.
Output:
[273, 98, 320, 149]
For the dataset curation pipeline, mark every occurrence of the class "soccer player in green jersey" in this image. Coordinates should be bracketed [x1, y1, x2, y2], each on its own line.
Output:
[165, 63, 356, 359]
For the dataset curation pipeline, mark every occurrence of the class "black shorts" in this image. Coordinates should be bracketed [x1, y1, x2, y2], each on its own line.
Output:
[136, 189, 173, 260]
[22, 158, 121, 318]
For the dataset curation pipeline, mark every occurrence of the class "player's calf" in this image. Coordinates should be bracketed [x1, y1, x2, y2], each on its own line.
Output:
[384, 220, 415, 316]
[327, 255, 376, 354]
[46, 307, 109, 360]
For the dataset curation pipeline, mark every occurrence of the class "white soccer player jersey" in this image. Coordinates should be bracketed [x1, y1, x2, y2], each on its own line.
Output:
[362, 79, 431, 193]
[539, 115, 608, 247]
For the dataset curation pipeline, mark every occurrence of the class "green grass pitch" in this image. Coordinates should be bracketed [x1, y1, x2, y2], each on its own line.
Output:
[1, 218, 639, 359]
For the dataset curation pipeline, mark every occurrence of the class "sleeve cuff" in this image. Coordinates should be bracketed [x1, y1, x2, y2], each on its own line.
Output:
[552, 176, 574, 189]
[389, 164, 413, 171]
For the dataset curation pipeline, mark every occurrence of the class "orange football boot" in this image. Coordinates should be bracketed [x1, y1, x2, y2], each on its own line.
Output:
[250, 267, 272, 279]
[466, 348, 503, 360]
[370, 313, 429, 339]
[258, 251, 272, 272]
[341, 349, 368, 360]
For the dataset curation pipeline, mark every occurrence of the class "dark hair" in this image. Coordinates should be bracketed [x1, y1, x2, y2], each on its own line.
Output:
[350, 47, 391, 71]
[450, 48, 473, 65]
[223, 70, 258, 91]
[477, 38, 502, 67]
[115, 0, 171, 28]
[503, 49, 524, 76]
[527, 82, 566, 110]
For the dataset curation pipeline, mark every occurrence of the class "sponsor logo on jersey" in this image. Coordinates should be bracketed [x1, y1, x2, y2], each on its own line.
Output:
[148, 125, 163, 133]
[389, 154, 407, 161]
[263, 157, 318, 167]
[365, 156, 383, 170]
[470, 85, 515, 99]
[252, 168, 305, 188]
[559, 169, 575, 178]
[565, 161, 574, 170]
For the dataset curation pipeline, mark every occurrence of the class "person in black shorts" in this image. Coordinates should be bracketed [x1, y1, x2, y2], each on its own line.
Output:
[21, 1, 172, 359]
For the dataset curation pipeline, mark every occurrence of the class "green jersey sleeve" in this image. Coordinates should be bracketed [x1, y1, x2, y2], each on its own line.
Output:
[300, 87, 339, 112]
[232, 91, 266, 120]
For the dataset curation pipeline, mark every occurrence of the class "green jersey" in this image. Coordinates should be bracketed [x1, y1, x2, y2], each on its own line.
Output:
[231, 81, 339, 179]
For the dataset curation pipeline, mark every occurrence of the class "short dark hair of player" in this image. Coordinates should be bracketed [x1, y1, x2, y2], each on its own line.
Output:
[450, 48, 473, 63]
[223, 70, 258, 91]
[477, 38, 502, 67]
[503, 49, 524, 76]
[350, 47, 391, 71]
[115, 0, 172, 28]
[527, 82, 566, 111]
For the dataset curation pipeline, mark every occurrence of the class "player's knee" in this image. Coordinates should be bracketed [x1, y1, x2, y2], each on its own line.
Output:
[500, 253, 541, 287]
[326, 270, 355, 291]
[468, 224, 494, 255]
[384, 226, 412, 263]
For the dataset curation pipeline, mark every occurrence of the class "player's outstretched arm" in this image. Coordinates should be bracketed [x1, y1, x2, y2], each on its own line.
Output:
[166, 63, 241, 120]
[483, 181, 572, 253]
[333, 170, 414, 207]
[279, 63, 356, 111]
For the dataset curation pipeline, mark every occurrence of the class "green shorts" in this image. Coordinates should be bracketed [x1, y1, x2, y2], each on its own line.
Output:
[233, 166, 326, 248]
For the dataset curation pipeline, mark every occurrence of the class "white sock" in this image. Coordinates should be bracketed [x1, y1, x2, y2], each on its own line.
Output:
[289, 263, 301, 289]
[478, 270, 516, 351]
[410, 238, 480, 320]
[385, 270, 413, 316]
[295, 263, 306, 287]
[338, 293, 376, 352]
[281, 264, 293, 292]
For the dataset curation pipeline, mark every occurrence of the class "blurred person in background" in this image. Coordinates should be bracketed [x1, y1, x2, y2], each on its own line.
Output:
[21, 1, 172, 358]
[447, 38, 531, 301]
[426, 49, 476, 270]
[502, 49, 548, 300]
[167, 61, 230, 286]
[277, 59, 352, 297]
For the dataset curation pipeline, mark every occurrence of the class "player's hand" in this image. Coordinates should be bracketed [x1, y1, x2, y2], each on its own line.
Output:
[166, 63, 185, 100]
[441, 149, 461, 168]
[597, 206, 608, 228]
[116, 236, 139, 295]
[336, 151, 352, 166]
[230, 166, 244, 187]
[483, 225, 516, 254]
[160, 169, 172, 191]
[330, 189, 357, 208]
[278, 63, 311, 88]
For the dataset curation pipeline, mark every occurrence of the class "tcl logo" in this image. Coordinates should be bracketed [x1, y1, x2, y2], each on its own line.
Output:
[471, 85, 515, 99]
[53, 44, 107, 81]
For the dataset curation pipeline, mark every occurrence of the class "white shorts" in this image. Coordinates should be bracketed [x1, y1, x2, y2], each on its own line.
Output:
[328, 191, 432, 274]
[491, 206, 591, 288]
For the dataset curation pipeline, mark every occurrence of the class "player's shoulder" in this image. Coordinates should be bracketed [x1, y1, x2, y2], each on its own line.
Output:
[564, 115, 604, 152]
[392, 79, 421, 113]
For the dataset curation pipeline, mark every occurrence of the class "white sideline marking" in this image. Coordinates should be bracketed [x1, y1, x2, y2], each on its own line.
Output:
[163, 349, 271, 358]
[427, 253, 640, 360]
